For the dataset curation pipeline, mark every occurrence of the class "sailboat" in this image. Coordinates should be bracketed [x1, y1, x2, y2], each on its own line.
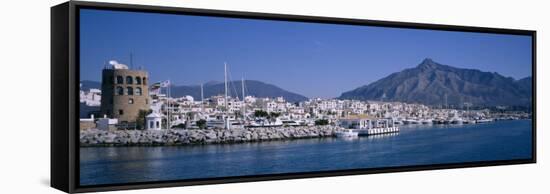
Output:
[221, 63, 248, 129]
[223, 63, 231, 130]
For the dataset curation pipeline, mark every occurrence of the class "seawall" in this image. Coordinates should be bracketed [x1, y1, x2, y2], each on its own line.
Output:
[80, 126, 341, 146]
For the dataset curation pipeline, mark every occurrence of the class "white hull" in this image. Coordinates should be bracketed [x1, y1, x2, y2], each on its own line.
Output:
[335, 129, 359, 138]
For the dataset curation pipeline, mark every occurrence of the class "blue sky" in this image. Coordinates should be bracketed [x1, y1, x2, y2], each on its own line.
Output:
[80, 9, 532, 98]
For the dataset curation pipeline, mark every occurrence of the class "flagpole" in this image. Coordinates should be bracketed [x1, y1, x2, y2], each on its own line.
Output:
[166, 82, 168, 130]
[168, 80, 171, 130]
[164, 83, 167, 129]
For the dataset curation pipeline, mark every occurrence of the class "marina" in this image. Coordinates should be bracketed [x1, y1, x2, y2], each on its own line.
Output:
[80, 62, 531, 135]
[80, 120, 532, 186]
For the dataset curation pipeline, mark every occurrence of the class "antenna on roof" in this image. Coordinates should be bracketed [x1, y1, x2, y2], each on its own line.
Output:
[130, 52, 134, 70]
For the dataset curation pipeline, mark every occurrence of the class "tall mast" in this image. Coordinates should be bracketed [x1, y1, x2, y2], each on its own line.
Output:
[200, 83, 204, 112]
[224, 62, 228, 112]
[224, 62, 229, 129]
[130, 53, 133, 70]
[241, 77, 245, 119]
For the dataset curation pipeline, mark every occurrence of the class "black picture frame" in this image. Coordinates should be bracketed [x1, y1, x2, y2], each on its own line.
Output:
[51, 1, 537, 193]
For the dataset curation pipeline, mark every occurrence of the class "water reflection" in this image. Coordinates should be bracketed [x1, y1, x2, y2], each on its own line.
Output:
[365, 132, 399, 139]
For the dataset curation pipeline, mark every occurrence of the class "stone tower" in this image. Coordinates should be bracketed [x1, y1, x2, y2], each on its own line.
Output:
[100, 61, 149, 123]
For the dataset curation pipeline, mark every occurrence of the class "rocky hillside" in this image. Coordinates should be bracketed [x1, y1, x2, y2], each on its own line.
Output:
[339, 58, 532, 107]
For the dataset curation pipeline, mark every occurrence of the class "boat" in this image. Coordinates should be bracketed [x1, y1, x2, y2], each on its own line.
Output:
[451, 118, 463, 124]
[432, 119, 445, 124]
[403, 119, 420, 124]
[281, 119, 301, 127]
[206, 119, 225, 129]
[245, 118, 283, 127]
[421, 119, 433, 124]
[476, 118, 494, 123]
[462, 119, 475, 124]
[335, 129, 359, 138]
[263, 119, 283, 127]
[229, 120, 245, 129]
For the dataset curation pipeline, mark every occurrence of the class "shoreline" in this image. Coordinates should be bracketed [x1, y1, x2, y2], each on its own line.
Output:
[80, 126, 341, 147]
[79, 119, 529, 147]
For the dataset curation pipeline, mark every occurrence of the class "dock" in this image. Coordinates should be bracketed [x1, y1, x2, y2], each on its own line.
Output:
[353, 127, 400, 136]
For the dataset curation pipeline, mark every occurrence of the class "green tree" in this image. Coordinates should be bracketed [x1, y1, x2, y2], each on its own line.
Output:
[135, 109, 152, 130]
[173, 123, 186, 129]
[196, 119, 207, 129]
[269, 112, 281, 118]
[315, 119, 329, 126]
[234, 111, 242, 118]
[254, 110, 269, 118]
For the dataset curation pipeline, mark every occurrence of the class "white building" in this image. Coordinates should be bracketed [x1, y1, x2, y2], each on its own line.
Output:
[146, 112, 163, 130]
[79, 88, 101, 106]
[96, 117, 118, 130]
[338, 115, 376, 129]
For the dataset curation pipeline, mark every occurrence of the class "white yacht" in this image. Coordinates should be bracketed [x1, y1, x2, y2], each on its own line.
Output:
[451, 117, 464, 124]
[335, 129, 359, 138]
[403, 119, 420, 124]
[281, 119, 301, 126]
[421, 119, 433, 124]
[476, 118, 494, 123]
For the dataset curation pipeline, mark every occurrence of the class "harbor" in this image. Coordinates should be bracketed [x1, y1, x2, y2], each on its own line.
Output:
[79, 61, 531, 146]
[80, 119, 532, 186]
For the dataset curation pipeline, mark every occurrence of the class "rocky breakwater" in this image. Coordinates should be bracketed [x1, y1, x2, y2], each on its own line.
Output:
[80, 126, 342, 146]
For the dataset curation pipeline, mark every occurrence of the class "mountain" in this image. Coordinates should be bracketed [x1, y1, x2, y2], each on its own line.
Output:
[171, 80, 308, 103]
[80, 80, 101, 91]
[516, 76, 533, 94]
[339, 58, 532, 107]
[79, 80, 308, 102]
[80, 103, 100, 118]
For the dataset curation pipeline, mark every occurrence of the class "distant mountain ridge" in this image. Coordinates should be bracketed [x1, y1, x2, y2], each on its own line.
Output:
[171, 80, 308, 103]
[339, 58, 532, 107]
[79, 80, 308, 103]
[80, 80, 101, 91]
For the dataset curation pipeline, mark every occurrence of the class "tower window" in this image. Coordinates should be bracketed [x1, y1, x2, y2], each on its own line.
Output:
[136, 87, 142, 96]
[128, 98, 134, 104]
[142, 77, 147, 85]
[119, 109, 124, 115]
[135, 76, 141, 85]
[126, 76, 133, 84]
[116, 76, 123, 84]
[116, 86, 124, 95]
[127, 87, 134, 95]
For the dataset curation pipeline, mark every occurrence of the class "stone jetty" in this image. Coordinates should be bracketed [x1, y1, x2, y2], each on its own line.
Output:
[80, 126, 342, 146]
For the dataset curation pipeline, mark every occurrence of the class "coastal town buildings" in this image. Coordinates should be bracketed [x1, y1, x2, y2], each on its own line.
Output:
[80, 60, 531, 131]
[79, 86, 101, 106]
